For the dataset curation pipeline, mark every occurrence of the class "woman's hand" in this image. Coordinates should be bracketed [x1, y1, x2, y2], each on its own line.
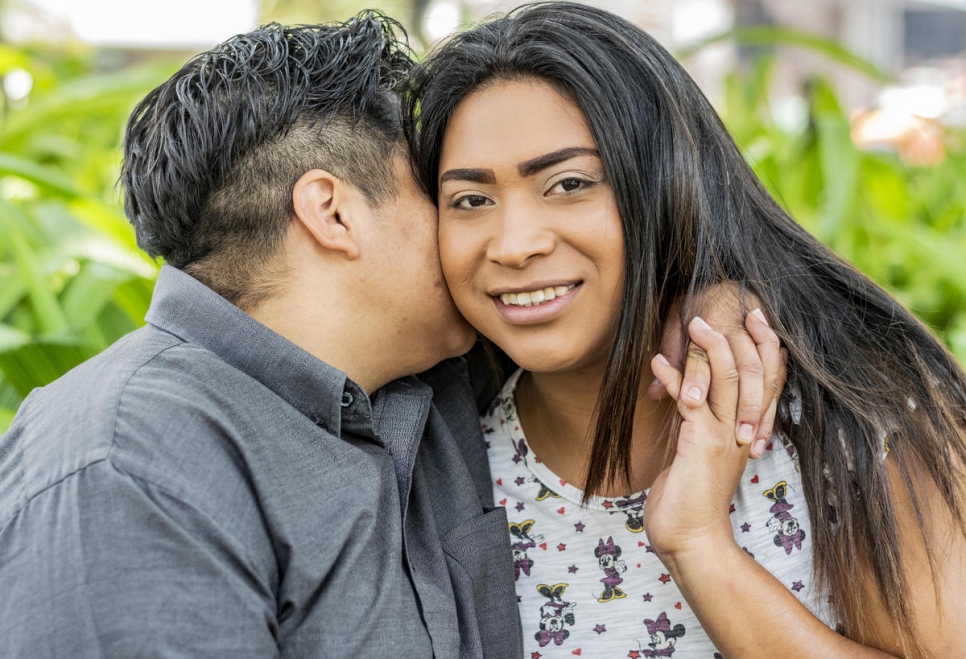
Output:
[640, 314, 921, 658]
[649, 289, 784, 458]
[644, 312, 782, 563]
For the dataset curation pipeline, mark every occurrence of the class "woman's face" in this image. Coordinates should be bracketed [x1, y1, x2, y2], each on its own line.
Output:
[437, 79, 625, 374]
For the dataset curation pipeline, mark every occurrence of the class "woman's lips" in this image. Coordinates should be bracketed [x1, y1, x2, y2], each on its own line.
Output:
[491, 282, 581, 324]
[497, 283, 576, 307]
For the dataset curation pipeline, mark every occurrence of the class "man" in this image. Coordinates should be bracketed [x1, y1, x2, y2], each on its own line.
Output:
[0, 15, 519, 657]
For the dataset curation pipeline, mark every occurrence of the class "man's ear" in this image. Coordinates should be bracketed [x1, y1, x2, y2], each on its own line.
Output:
[292, 169, 361, 260]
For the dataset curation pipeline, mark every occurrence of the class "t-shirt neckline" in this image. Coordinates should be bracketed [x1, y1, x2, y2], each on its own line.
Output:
[496, 368, 649, 511]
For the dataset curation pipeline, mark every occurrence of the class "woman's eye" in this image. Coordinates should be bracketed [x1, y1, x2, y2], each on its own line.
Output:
[549, 178, 589, 195]
[453, 194, 490, 209]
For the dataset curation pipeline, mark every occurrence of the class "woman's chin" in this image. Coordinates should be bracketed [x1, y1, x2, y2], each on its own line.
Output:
[498, 347, 581, 375]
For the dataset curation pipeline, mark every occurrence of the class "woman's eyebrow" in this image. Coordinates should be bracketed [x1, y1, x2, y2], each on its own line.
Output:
[518, 147, 600, 177]
[438, 147, 600, 185]
[439, 168, 496, 185]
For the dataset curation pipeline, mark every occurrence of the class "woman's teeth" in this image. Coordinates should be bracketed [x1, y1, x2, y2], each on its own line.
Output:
[500, 284, 575, 307]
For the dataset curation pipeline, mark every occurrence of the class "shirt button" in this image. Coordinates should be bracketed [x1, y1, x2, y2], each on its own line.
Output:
[341, 391, 354, 408]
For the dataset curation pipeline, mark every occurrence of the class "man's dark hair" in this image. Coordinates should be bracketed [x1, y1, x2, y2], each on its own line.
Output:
[121, 12, 413, 308]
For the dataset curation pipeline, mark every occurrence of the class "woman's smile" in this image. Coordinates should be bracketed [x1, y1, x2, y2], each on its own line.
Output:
[492, 282, 581, 324]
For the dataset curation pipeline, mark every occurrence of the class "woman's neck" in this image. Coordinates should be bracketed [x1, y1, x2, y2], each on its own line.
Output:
[515, 363, 674, 497]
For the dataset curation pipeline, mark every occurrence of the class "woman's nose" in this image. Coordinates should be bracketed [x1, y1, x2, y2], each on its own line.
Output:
[486, 206, 555, 268]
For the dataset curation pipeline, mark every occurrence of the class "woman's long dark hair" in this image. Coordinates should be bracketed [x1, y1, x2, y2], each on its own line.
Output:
[404, 2, 966, 650]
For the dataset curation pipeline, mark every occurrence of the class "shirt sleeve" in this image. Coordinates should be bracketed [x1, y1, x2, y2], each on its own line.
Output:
[0, 459, 279, 658]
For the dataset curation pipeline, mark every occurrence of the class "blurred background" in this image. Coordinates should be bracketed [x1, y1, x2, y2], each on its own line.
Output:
[1, 0, 965, 431]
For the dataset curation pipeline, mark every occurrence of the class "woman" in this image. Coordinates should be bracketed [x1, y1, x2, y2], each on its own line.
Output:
[405, 3, 966, 656]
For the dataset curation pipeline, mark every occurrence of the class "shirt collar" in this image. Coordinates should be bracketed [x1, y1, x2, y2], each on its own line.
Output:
[144, 265, 371, 435]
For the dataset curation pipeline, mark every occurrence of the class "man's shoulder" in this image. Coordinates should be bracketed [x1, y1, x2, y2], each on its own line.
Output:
[0, 325, 254, 524]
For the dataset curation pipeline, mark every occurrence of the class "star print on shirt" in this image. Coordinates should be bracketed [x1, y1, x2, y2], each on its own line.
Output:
[628, 651, 641, 658]
[557, 543, 567, 551]
[531, 653, 542, 659]
[484, 375, 823, 655]
[515, 502, 526, 512]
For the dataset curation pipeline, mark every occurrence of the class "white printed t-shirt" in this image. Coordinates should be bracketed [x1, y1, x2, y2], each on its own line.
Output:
[483, 370, 835, 658]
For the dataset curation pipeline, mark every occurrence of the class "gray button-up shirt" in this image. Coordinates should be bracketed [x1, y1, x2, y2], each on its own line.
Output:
[0, 266, 522, 658]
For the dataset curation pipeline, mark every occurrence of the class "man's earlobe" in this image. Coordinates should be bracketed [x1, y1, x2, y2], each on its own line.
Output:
[293, 169, 361, 260]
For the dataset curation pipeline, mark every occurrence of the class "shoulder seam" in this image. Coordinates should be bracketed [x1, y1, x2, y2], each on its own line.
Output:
[0, 457, 108, 532]
[0, 456, 242, 540]
[107, 338, 187, 462]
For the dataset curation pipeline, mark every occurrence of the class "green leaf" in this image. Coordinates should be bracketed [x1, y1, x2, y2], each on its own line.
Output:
[0, 151, 84, 198]
[811, 80, 859, 242]
[0, 323, 30, 352]
[0, 199, 70, 335]
[0, 267, 26, 319]
[60, 261, 135, 328]
[0, 65, 175, 149]
[0, 340, 92, 397]
[0, 44, 32, 76]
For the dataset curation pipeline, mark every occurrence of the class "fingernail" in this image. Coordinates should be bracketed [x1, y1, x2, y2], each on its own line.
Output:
[654, 353, 670, 366]
[738, 423, 755, 443]
[752, 438, 767, 456]
[752, 308, 768, 326]
[692, 316, 711, 330]
[687, 386, 702, 401]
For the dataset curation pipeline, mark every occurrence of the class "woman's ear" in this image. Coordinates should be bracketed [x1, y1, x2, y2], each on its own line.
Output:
[292, 169, 361, 260]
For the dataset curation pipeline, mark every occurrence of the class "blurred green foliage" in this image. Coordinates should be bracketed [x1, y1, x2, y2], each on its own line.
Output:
[0, 47, 175, 430]
[712, 52, 966, 369]
[1, 34, 965, 432]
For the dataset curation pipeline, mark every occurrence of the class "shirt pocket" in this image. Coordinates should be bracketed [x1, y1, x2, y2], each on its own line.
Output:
[442, 505, 523, 659]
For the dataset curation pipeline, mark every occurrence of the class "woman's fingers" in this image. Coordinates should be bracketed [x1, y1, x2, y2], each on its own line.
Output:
[647, 311, 684, 400]
[752, 347, 788, 455]
[743, 308, 783, 442]
[686, 316, 739, 425]
[650, 352, 683, 401]
[722, 316, 766, 448]
[681, 335, 711, 409]
[686, 296, 776, 450]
